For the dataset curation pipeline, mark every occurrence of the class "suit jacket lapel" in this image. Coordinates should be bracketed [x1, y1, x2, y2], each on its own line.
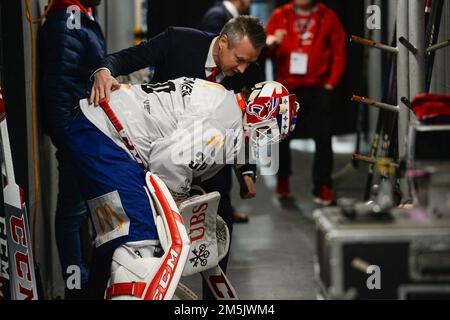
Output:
[201, 34, 217, 79]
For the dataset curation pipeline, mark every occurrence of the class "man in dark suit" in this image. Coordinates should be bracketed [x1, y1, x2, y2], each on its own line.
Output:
[90, 16, 264, 104]
[200, 0, 250, 34]
[89, 16, 265, 299]
[200, 1, 252, 224]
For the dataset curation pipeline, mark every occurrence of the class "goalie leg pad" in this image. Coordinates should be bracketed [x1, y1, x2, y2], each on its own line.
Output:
[105, 172, 190, 300]
[106, 240, 162, 300]
[143, 172, 190, 300]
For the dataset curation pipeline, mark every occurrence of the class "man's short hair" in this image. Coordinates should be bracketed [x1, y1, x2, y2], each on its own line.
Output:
[219, 16, 266, 51]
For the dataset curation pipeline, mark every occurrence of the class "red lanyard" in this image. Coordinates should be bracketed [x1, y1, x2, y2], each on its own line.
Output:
[294, 6, 313, 38]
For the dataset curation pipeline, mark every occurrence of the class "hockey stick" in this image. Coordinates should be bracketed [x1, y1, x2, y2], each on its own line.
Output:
[98, 98, 147, 170]
[362, 28, 398, 200]
[0, 108, 10, 300]
[0, 89, 38, 300]
[201, 265, 239, 300]
[425, 0, 432, 28]
[364, 66, 398, 200]
[425, 0, 444, 92]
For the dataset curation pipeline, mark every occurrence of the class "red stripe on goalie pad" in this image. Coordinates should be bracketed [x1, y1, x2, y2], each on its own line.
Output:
[106, 282, 147, 299]
[143, 174, 184, 300]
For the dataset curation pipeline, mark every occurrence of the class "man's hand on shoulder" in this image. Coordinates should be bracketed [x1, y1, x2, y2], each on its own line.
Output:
[89, 68, 121, 105]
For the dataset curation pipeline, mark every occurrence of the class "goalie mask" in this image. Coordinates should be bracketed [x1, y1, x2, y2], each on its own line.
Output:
[242, 81, 299, 152]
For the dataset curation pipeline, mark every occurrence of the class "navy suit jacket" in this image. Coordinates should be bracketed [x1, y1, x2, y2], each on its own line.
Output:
[40, 9, 106, 148]
[98, 26, 263, 93]
[200, 2, 234, 34]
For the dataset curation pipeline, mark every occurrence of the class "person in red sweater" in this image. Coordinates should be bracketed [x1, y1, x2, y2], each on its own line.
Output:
[266, 0, 346, 205]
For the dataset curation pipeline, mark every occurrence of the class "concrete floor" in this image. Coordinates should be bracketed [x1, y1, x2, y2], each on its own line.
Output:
[183, 146, 368, 299]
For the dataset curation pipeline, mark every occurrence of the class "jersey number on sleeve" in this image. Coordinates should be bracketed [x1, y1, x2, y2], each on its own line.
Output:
[141, 81, 176, 94]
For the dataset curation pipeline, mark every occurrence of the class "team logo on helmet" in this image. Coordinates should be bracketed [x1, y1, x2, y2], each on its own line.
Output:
[246, 97, 280, 121]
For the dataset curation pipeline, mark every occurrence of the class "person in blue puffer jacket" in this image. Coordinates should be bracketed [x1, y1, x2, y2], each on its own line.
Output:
[39, 0, 105, 299]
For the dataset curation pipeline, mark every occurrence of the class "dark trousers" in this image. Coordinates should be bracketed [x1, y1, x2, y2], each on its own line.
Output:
[86, 247, 115, 299]
[198, 166, 234, 299]
[48, 123, 91, 300]
[54, 150, 90, 299]
[278, 88, 333, 194]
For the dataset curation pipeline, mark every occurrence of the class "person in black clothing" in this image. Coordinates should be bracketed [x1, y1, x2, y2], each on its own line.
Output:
[200, 0, 250, 34]
[88, 16, 265, 299]
[200, 0, 253, 224]
[39, 0, 105, 299]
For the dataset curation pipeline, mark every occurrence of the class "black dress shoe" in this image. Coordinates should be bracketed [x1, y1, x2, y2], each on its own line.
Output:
[233, 211, 249, 223]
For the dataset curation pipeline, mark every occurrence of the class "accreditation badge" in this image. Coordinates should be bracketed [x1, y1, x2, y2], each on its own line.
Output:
[289, 52, 308, 75]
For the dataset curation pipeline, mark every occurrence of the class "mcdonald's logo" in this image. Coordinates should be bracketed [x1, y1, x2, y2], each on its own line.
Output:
[94, 203, 125, 236]
[87, 190, 130, 246]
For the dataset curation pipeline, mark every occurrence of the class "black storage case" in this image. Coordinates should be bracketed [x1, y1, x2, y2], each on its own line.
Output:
[314, 207, 450, 299]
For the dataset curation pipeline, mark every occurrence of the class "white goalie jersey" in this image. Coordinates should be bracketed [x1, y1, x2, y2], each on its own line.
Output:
[79, 77, 244, 198]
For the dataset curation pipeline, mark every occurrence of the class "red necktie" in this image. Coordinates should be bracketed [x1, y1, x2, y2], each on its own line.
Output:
[207, 67, 221, 83]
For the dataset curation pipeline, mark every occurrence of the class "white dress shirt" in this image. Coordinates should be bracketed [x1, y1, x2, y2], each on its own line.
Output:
[205, 36, 225, 83]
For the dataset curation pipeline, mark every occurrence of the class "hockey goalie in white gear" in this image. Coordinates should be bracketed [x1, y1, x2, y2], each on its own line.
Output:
[72, 77, 298, 300]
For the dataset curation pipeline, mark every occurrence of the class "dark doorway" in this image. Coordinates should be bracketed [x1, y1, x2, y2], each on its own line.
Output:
[147, 0, 216, 37]
[0, 0, 29, 198]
